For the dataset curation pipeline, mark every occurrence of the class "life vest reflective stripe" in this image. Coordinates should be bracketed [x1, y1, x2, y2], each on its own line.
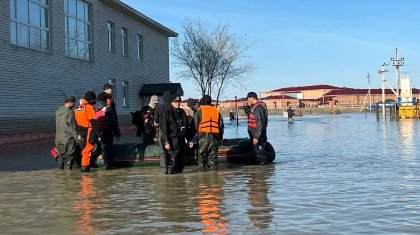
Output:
[74, 99, 96, 128]
[95, 107, 108, 130]
[247, 101, 268, 129]
[198, 105, 220, 133]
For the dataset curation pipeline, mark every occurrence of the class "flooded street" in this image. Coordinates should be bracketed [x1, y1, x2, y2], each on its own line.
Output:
[1, 113, 420, 234]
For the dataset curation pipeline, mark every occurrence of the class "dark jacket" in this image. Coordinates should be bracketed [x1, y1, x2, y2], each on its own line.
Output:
[140, 105, 156, 136]
[94, 101, 121, 137]
[248, 101, 268, 139]
[161, 107, 191, 144]
[154, 91, 172, 127]
[55, 106, 77, 147]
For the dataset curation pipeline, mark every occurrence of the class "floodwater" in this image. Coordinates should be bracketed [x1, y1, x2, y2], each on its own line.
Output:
[1, 113, 420, 234]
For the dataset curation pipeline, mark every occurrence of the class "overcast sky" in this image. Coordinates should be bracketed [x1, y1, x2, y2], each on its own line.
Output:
[121, 0, 420, 100]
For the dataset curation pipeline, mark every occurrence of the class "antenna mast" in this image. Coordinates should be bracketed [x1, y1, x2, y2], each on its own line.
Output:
[390, 48, 404, 99]
[378, 63, 388, 117]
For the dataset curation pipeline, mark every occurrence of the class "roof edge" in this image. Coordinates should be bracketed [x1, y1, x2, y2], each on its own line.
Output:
[101, 0, 178, 37]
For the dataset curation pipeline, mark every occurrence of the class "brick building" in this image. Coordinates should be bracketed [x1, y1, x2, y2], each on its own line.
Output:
[0, 0, 176, 145]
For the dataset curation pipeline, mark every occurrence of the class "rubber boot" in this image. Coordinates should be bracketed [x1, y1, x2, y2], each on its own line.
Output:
[165, 168, 176, 174]
[197, 165, 206, 172]
[57, 156, 64, 169]
[65, 159, 73, 170]
[208, 164, 219, 171]
[81, 166, 91, 173]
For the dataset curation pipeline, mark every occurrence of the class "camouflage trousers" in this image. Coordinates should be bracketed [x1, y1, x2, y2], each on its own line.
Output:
[197, 133, 219, 170]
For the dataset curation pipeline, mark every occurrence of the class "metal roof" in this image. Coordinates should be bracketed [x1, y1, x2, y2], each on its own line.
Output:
[270, 84, 345, 93]
[101, 0, 178, 37]
[139, 83, 184, 97]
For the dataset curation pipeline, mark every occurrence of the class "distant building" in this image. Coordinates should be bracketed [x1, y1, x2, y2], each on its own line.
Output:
[324, 88, 420, 107]
[0, 0, 176, 145]
[218, 84, 420, 110]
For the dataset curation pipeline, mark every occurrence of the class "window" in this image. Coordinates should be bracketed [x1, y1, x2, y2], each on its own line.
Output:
[64, 0, 91, 60]
[107, 22, 114, 52]
[121, 27, 127, 56]
[109, 78, 117, 101]
[122, 80, 129, 107]
[10, 0, 50, 51]
[137, 34, 143, 60]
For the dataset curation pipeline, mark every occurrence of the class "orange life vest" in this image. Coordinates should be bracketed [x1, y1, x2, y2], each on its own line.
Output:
[74, 99, 96, 128]
[247, 101, 268, 129]
[198, 105, 220, 133]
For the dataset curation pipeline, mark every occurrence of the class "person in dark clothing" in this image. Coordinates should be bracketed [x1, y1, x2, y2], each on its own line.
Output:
[55, 96, 77, 169]
[185, 98, 199, 160]
[154, 91, 172, 167]
[194, 95, 224, 171]
[103, 83, 116, 111]
[186, 98, 199, 142]
[138, 95, 159, 144]
[286, 106, 294, 123]
[229, 108, 236, 121]
[160, 95, 192, 174]
[91, 92, 121, 169]
[246, 92, 269, 165]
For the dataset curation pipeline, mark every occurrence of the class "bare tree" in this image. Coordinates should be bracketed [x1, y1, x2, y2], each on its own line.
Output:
[172, 19, 254, 103]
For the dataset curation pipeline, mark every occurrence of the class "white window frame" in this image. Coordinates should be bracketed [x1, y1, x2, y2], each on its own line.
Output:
[121, 27, 127, 56]
[10, 0, 50, 51]
[64, 0, 92, 61]
[107, 21, 115, 52]
[137, 34, 143, 60]
[122, 80, 129, 107]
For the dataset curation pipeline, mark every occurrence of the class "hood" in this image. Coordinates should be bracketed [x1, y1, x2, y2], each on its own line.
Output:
[162, 91, 172, 105]
[93, 101, 107, 112]
[79, 98, 89, 106]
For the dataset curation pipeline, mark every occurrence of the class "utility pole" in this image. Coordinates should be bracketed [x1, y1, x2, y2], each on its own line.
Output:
[361, 72, 372, 112]
[367, 73, 372, 111]
[235, 96, 238, 126]
[391, 48, 404, 99]
[378, 63, 388, 117]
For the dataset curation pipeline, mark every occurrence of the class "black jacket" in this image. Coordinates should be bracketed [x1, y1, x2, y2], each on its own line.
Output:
[161, 107, 191, 144]
[154, 91, 172, 127]
[93, 101, 121, 137]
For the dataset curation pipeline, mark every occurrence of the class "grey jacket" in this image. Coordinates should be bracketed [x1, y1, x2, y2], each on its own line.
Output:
[55, 106, 77, 146]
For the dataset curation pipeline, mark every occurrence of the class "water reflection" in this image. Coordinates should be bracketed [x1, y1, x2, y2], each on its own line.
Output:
[2, 113, 420, 234]
[398, 120, 416, 156]
[247, 166, 274, 230]
[74, 175, 96, 234]
[196, 173, 228, 234]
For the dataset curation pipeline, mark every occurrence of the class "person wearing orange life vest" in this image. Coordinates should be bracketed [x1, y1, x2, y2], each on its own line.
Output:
[246, 91, 269, 165]
[74, 91, 103, 172]
[194, 95, 224, 171]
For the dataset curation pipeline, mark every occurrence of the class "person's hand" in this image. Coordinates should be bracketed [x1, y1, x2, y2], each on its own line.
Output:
[144, 118, 149, 123]
[188, 141, 194, 148]
[253, 138, 258, 145]
[96, 135, 103, 143]
[165, 143, 170, 151]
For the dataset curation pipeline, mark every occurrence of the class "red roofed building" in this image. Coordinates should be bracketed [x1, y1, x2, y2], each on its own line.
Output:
[324, 88, 420, 107]
[262, 95, 298, 108]
[265, 84, 346, 100]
